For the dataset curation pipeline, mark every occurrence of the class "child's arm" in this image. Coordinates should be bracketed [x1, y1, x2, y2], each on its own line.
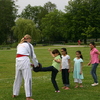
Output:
[48, 48, 55, 57]
[54, 59, 61, 63]
[80, 62, 83, 75]
[88, 55, 91, 66]
[96, 51, 100, 55]
[60, 62, 62, 71]
[68, 59, 71, 72]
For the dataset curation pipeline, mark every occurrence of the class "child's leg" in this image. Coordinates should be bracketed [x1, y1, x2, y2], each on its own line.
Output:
[79, 79, 83, 87]
[74, 79, 79, 88]
[62, 69, 66, 89]
[65, 69, 70, 87]
[64, 69, 70, 90]
[40, 66, 54, 71]
[51, 68, 59, 91]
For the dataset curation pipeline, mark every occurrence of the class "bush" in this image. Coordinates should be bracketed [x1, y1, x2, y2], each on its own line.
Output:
[11, 42, 18, 48]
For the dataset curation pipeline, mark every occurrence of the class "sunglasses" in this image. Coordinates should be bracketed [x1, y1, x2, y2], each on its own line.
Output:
[61, 51, 64, 52]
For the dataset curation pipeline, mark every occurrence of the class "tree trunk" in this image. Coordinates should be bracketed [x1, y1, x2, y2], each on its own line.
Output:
[84, 37, 87, 44]
[95, 37, 98, 42]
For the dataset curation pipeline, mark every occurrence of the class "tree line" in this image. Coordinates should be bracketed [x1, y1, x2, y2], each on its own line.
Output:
[0, 0, 100, 45]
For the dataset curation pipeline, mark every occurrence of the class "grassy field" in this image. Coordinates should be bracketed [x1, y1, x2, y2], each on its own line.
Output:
[0, 45, 100, 100]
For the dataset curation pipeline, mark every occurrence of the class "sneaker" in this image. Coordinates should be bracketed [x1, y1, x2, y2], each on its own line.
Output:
[91, 83, 99, 86]
[55, 90, 60, 93]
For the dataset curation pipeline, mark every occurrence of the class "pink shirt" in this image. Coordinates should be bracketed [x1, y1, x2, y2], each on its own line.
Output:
[90, 48, 99, 64]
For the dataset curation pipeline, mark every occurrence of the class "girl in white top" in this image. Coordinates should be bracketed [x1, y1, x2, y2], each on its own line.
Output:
[13, 34, 38, 100]
[61, 48, 71, 90]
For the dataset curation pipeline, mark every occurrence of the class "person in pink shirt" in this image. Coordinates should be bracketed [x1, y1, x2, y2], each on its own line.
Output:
[88, 42, 100, 86]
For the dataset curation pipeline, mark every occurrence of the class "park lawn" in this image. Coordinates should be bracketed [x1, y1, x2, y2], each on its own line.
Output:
[0, 46, 100, 100]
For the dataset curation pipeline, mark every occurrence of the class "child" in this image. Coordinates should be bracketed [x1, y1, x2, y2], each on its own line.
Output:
[34, 49, 62, 92]
[73, 51, 84, 88]
[61, 48, 71, 90]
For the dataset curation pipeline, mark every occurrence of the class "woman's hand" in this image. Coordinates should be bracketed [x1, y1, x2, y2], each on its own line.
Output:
[88, 62, 91, 66]
[31, 64, 34, 67]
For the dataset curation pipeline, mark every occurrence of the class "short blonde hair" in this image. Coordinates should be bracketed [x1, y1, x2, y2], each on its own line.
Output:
[19, 34, 32, 44]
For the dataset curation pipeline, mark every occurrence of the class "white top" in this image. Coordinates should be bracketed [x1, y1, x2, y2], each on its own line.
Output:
[16, 42, 38, 67]
[62, 55, 70, 69]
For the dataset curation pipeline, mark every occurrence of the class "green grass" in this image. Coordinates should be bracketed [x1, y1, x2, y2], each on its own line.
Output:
[0, 46, 100, 100]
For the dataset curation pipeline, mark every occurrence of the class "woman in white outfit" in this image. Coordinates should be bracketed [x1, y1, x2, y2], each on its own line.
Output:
[12, 34, 38, 100]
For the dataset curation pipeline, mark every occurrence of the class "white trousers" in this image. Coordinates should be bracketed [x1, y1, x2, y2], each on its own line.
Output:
[74, 79, 82, 83]
[13, 57, 32, 97]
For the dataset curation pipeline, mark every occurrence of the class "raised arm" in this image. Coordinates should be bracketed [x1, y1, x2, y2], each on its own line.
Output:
[48, 48, 55, 57]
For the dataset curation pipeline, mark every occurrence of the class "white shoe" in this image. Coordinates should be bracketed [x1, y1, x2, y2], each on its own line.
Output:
[55, 90, 60, 93]
[91, 83, 99, 86]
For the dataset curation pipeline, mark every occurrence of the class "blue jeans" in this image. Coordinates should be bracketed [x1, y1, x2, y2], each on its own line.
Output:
[91, 63, 98, 83]
[40, 66, 59, 91]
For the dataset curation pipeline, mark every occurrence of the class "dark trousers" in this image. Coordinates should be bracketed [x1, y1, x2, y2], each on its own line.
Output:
[62, 69, 69, 87]
[40, 66, 59, 91]
[91, 63, 98, 83]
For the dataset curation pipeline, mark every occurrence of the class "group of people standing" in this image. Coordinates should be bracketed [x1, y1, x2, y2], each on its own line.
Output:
[12, 34, 100, 100]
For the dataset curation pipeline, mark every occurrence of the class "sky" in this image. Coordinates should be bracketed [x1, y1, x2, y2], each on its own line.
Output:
[15, 0, 69, 14]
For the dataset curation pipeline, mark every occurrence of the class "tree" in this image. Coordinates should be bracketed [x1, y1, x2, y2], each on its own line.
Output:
[64, 0, 100, 44]
[12, 18, 41, 42]
[43, 1, 57, 13]
[41, 9, 65, 42]
[0, 0, 17, 44]
[19, 2, 57, 30]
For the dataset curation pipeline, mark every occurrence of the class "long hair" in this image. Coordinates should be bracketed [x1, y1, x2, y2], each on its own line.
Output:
[61, 48, 67, 54]
[76, 50, 83, 59]
[52, 49, 61, 58]
[19, 34, 31, 44]
[90, 42, 96, 48]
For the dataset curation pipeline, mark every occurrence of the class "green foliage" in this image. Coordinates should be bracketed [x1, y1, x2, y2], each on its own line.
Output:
[19, 2, 57, 30]
[44, 1, 57, 13]
[41, 9, 65, 41]
[12, 18, 41, 42]
[0, 0, 17, 44]
[64, 0, 100, 43]
[82, 25, 95, 38]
